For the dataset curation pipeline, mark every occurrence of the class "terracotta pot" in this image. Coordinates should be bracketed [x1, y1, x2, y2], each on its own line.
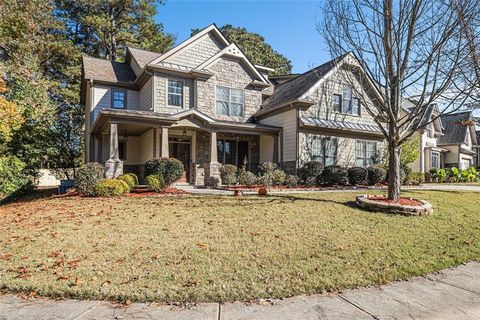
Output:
[233, 190, 243, 197]
[258, 187, 268, 196]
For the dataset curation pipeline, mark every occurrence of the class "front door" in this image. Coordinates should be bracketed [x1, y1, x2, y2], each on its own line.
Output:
[169, 141, 190, 183]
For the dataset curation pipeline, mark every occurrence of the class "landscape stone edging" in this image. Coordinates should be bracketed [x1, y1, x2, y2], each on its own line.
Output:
[356, 194, 433, 216]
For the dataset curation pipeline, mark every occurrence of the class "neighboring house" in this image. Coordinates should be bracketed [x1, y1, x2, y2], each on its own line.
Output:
[474, 130, 480, 167]
[80, 24, 386, 185]
[437, 112, 477, 169]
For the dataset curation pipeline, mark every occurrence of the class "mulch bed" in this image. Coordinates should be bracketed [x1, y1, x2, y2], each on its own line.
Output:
[128, 187, 187, 197]
[220, 184, 382, 192]
[367, 196, 423, 206]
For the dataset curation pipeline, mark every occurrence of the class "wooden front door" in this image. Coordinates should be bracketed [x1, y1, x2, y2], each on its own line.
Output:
[169, 141, 190, 183]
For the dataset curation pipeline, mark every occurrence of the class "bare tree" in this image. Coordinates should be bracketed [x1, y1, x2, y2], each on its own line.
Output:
[320, 0, 478, 200]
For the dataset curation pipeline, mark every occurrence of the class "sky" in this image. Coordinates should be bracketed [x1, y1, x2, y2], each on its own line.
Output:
[155, 0, 330, 74]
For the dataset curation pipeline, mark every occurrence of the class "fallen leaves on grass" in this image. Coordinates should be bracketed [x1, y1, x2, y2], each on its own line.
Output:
[0, 253, 12, 260]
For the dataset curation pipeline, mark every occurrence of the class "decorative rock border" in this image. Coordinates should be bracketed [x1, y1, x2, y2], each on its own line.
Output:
[356, 194, 433, 216]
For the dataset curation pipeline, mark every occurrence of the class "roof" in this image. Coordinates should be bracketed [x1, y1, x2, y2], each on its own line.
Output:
[82, 56, 136, 83]
[261, 54, 347, 112]
[300, 117, 382, 134]
[438, 111, 474, 145]
[128, 47, 161, 69]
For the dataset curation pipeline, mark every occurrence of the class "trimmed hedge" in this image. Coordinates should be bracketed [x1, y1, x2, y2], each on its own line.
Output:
[220, 164, 238, 185]
[206, 176, 220, 188]
[146, 175, 165, 192]
[117, 174, 136, 190]
[286, 175, 299, 188]
[238, 171, 257, 186]
[145, 158, 184, 186]
[298, 161, 323, 186]
[271, 169, 286, 186]
[125, 173, 138, 186]
[321, 165, 348, 185]
[94, 179, 129, 197]
[367, 166, 386, 185]
[348, 167, 368, 185]
[75, 162, 104, 196]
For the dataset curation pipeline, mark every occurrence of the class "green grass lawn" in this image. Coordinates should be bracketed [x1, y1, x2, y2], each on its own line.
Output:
[0, 190, 479, 303]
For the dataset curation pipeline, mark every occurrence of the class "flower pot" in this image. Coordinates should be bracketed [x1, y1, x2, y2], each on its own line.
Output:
[258, 187, 268, 196]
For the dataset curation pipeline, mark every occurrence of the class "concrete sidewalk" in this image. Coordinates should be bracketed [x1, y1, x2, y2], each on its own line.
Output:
[1, 262, 479, 320]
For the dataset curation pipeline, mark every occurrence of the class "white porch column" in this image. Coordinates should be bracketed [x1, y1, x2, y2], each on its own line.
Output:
[105, 121, 123, 178]
[210, 130, 218, 163]
[161, 126, 169, 157]
[109, 122, 119, 160]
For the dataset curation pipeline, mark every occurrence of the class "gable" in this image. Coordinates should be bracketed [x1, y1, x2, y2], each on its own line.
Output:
[163, 32, 225, 68]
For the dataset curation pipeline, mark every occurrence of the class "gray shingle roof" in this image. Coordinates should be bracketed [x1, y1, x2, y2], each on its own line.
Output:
[261, 54, 348, 112]
[438, 112, 473, 144]
[82, 56, 136, 83]
[300, 117, 382, 134]
[128, 47, 161, 69]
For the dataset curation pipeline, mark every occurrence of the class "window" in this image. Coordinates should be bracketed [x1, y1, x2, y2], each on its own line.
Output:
[118, 140, 126, 160]
[216, 86, 244, 116]
[112, 89, 126, 109]
[355, 140, 377, 167]
[337, 84, 361, 115]
[167, 80, 183, 107]
[311, 135, 337, 165]
[333, 94, 342, 112]
[217, 140, 249, 168]
[431, 151, 440, 169]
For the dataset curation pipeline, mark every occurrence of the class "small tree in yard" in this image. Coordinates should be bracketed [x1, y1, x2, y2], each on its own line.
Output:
[320, 0, 479, 200]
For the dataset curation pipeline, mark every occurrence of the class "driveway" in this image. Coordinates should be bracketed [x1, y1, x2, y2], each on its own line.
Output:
[1, 262, 479, 319]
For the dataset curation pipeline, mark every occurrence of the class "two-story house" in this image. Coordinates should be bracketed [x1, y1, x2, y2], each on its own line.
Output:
[80, 24, 387, 185]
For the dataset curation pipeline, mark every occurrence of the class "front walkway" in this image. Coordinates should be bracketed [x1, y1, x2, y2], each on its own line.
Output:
[1, 262, 479, 319]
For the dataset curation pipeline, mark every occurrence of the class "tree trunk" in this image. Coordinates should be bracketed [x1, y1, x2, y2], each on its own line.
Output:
[387, 143, 401, 201]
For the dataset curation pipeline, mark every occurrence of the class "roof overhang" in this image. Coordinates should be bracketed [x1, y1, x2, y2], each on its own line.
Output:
[255, 98, 315, 118]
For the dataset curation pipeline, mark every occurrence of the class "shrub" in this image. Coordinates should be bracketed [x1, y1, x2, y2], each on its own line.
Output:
[298, 161, 323, 185]
[405, 172, 425, 185]
[117, 174, 136, 190]
[348, 167, 368, 185]
[271, 169, 286, 185]
[436, 168, 448, 182]
[219, 164, 238, 185]
[321, 165, 348, 185]
[461, 167, 478, 182]
[259, 161, 278, 175]
[400, 165, 412, 184]
[144, 158, 184, 186]
[0, 156, 30, 198]
[75, 162, 104, 196]
[367, 166, 386, 185]
[94, 179, 129, 197]
[125, 173, 138, 186]
[238, 171, 257, 186]
[286, 175, 299, 188]
[145, 175, 165, 192]
[206, 176, 220, 188]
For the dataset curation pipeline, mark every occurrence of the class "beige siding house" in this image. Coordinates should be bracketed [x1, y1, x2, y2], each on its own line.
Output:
[83, 24, 450, 185]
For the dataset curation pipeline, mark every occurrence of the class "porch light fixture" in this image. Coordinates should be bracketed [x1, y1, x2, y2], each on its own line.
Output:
[182, 129, 187, 137]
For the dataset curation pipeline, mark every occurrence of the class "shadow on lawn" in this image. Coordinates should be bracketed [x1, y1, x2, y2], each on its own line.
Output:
[0, 187, 58, 206]
[264, 193, 358, 208]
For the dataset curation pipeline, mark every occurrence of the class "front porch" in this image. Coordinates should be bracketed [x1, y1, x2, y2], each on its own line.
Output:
[89, 109, 280, 185]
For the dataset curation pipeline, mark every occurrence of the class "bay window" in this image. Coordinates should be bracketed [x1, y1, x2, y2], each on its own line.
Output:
[355, 140, 377, 167]
[311, 135, 337, 165]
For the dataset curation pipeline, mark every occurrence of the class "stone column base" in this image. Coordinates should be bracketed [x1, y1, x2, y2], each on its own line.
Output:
[105, 159, 123, 179]
[203, 162, 221, 185]
[193, 164, 205, 186]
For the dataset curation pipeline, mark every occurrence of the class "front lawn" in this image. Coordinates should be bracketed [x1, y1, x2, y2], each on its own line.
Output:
[0, 190, 479, 303]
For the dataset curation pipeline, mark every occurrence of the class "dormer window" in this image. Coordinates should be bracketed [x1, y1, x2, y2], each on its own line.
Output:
[216, 86, 244, 116]
[112, 89, 126, 109]
[168, 80, 183, 107]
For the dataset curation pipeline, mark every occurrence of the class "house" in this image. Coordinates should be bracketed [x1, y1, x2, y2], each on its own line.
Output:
[437, 112, 477, 169]
[407, 103, 477, 171]
[80, 24, 386, 185]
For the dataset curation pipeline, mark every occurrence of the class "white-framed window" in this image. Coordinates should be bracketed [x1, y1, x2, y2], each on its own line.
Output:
[167, 79, 183, 107]
[111, 89, 126, 109]
[431, 151, 440, 169]
[333, 94, 342, 112]
[311, 135, 337, 166]
[216, 86, 244, 116]
[338, 84, 361, 115]
[355, 140, 377, 167]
